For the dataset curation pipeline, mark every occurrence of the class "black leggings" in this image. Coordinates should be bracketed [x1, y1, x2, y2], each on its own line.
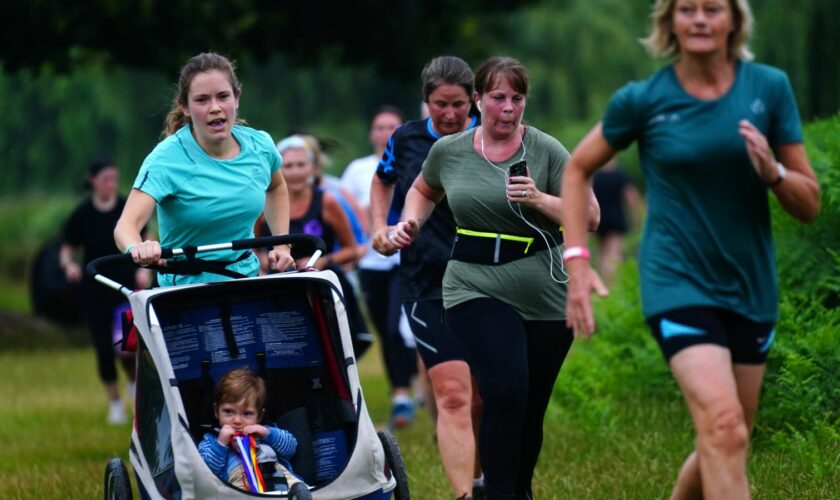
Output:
[360, 268, 417, 389]
[446, 298, 573, 500]
[83, 281, 127, 384]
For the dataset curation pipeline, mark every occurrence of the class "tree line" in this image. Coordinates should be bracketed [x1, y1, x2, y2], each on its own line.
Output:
[1, 0, 837, 195]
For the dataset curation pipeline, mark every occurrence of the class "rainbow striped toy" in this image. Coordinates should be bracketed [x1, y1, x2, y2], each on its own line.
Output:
[231, 433, 267, 493]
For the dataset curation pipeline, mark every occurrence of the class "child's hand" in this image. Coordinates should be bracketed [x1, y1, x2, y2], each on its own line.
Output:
[242, 424, 269, 438]
[217, 424, 236, 446]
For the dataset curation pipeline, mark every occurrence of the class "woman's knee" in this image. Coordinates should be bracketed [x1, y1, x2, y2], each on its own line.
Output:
[434, 378, 471, 411]
[698, 404, 749, 456]
[429, 365, 471, 412]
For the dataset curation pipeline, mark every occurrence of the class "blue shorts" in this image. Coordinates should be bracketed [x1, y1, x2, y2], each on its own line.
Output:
[403, 300, 467, 369]
[647, 306, 775, 364]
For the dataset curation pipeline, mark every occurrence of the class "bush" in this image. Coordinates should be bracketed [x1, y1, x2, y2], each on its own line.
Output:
[0, 194, 75, 281]
[553, 261, 677, 436]
[758, 112, 840, 440]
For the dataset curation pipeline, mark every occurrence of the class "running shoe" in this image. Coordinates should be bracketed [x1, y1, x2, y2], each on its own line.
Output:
[389, 399, 415, 430]
[107, 399, 128, 425]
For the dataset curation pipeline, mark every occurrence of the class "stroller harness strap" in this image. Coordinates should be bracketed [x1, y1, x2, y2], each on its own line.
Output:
[156, 250, 252, 279]
[220, 302, 240, 358]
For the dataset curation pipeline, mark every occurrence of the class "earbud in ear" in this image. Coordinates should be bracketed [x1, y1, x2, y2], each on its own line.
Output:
[477, 102, 483, 113]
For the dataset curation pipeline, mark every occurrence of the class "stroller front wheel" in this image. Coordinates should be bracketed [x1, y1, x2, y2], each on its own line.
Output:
[104, 457, 133, 500]
[288, 481, 312, 500]
[377, 430, 410, 500]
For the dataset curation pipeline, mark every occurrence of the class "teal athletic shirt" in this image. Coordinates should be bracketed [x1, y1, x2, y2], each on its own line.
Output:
[602, 61, 802, 322]
[133, 124, 282, 286]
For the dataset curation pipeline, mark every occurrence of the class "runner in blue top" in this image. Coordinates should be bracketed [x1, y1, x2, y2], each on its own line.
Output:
[371, 56, 483, 500]
[561, 1, 820, 498]
[115, 52, 294, 283]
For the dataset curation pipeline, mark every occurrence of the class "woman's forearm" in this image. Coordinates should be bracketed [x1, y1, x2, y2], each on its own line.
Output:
[114, 189, 157, 252]
[264, 175, 290, 237]
[560, 163, 594, 247]
[402, 177, 443, 229]
[562, 124, 615, 245]
[58, 244, 77, 269]
[370, 175, 396, 232]
[322, 193, 359, 267]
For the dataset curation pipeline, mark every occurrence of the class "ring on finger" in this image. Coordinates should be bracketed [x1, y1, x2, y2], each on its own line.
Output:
[521, 190, 527, 197]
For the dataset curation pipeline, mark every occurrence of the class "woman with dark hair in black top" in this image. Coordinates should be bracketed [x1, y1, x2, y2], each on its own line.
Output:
[371, 55, 484, 500]
[59, 157, 149, 425]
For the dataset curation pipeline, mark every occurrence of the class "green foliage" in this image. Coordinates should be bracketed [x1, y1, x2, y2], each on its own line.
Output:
[0, 279, 31, 314]
[0, 67, 165, 195]
[2, 0, 838, 196]
[2, 0, 535, 82]
[756, 112, 840, 447]
[0, 195, 75, 281]
[0, 56, 416, 196]
[494, 0, 656, 124]
[772, 114, 840, 303]
[553, 261, 676, 437]
[752, 0, 840, 119]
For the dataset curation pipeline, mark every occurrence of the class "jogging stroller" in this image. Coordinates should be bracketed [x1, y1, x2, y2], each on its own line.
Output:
[88, 235, 410, 500]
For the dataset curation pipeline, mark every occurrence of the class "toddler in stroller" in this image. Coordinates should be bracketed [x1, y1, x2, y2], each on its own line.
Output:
[199, 368, 305, 493]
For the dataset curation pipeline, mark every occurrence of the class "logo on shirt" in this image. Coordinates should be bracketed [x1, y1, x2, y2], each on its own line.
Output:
[750, 98, 766, 115]
[303, 219, 324, 237]
[251, 167, 261, 177]
[648, 113, 680, 125]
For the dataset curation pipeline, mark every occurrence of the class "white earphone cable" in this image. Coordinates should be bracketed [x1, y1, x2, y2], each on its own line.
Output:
[479, 127, 568, 284]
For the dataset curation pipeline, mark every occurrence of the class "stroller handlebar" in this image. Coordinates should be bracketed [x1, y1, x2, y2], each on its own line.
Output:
[86, 234, 327, 295]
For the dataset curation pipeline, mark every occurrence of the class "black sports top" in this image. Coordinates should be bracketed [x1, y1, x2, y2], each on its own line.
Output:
[289, 188, 337, 261]
[376, 116, 478, 302]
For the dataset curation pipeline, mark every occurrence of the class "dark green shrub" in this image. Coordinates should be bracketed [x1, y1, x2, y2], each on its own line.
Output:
[758, 113, 840, 438]
[0, 195, 75, 281]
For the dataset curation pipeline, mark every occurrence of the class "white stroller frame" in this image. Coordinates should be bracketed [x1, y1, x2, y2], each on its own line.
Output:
[90, 236, 409, 500]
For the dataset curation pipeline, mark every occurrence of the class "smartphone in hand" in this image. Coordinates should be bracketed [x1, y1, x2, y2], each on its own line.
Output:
[508, 160, 527, 181]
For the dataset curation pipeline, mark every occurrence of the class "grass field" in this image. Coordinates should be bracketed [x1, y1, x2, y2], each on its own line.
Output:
[1, 341, 837, 499]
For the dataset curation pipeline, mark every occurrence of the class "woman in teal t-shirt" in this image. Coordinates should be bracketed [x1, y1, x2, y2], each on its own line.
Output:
[115, 53, 294, 284]
[561, 1, 820, 498]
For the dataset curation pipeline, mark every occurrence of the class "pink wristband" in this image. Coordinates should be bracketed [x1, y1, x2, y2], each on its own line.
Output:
[562, 246, 591, 263]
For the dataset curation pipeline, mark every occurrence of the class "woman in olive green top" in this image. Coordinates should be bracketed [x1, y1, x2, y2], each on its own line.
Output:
[390, 57, 599, 500]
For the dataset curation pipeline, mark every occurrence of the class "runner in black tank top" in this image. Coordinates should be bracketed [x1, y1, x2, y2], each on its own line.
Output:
[289, 188, 337, 259]
[279, 139, 372, 358]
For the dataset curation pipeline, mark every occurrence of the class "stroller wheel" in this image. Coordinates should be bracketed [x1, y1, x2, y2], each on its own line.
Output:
[377, 430, 410, 500]
[288, 481, 312, 500]
[104, 458, 133, 500]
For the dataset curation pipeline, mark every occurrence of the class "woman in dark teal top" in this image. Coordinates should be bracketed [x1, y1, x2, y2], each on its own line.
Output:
[561, 0, 820, 498]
